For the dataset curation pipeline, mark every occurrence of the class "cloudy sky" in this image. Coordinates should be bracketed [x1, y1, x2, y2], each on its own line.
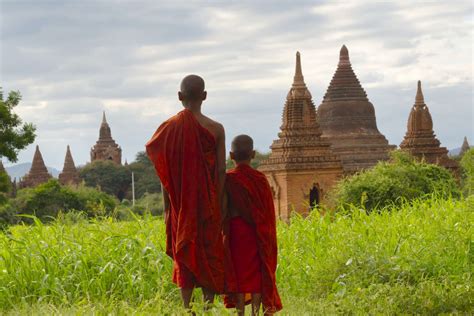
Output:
[1, 0, 472, 169]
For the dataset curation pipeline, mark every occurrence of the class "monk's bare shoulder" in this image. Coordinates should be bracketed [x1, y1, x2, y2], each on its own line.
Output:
[199, 115, 224, 140]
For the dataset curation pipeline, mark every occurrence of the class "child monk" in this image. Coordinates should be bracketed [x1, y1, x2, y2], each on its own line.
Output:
[223, 135, 282, 315]
[146, 75, 226, 308]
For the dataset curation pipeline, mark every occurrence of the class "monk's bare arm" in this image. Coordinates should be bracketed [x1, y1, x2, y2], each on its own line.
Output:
[216, 123, 226, 212]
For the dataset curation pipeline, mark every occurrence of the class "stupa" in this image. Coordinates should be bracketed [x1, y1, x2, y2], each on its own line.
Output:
[58, 145, 80, 185]
[19, 145, 52, 188]
[317, 45, 395, 174]
[259, 52, 343, 219]
[459, 137, 470, 157]
[90, 112, 122, 164]
[400, 81, 458, 172]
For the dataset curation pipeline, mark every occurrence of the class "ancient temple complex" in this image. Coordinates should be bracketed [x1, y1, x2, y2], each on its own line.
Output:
[317, 45, 395, 174]
[459, 137, 470, 157]
[90, 112, 122, 164]
[400, 81, 458, 172]
[259, 52, 343, 219]
[19, 145, 52, 188]
[58, 145, 80, 186]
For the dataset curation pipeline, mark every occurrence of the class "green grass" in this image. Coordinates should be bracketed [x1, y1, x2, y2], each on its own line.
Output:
[0, 196, 473, 315]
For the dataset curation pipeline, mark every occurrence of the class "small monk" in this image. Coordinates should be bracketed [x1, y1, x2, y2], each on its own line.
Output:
[146, 75, 226, 308]
[223, 135, 282, 315]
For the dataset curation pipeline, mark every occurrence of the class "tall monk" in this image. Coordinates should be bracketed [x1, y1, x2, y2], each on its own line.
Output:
[146, 75, 226, 308]
[224, 135, 282, 315]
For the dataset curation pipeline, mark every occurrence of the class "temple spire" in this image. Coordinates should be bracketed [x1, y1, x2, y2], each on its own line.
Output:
[339, 44, 350, 66]
[59, 145, 79, 185]
[415, 80, 425, 107]
[19, 145, 52, 188]
[460, 136, 470, 156]
[31, 145, 49, 174]
[293, 51, 305, 86]
[102, 111, 107, 124]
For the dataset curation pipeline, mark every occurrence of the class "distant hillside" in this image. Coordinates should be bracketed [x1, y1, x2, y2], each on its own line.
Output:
[449, 147, 461, 157]
[5, 163, 60, 179]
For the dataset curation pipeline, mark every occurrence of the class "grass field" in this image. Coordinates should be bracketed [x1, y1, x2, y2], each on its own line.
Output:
[0, 196, 472, 315]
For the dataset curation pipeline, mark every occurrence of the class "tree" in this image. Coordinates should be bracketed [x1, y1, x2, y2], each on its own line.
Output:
[79, 161, 131, 200]
[460, 148, 474, 196]
[127, 151, 161, 199]
[0, 88, 36, 162]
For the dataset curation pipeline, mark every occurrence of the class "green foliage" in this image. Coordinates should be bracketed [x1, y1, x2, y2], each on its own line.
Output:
[0, 196, 471, 314]
[115, 193, 163, 221]
[10, 179, 117, 223]
[460, 148, 474, 195]
[226, 150, 270, 170]
[79, 160, 131, 200]
[0, 171, 11, 204]
[331, 151, 460, 213]
[127, 151, 161, 199]
[0, 88, 36, 162]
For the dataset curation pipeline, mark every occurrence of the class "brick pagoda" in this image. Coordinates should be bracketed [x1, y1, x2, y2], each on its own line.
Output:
[459, 137, 470, 157]
[317, 45, 395, 174]
[259, 52, 343, 219]
[400, 81, 458, 172]
[90, 112, 122, 164]
[58, 145, 80, 185]
[19, 145, 52, 188]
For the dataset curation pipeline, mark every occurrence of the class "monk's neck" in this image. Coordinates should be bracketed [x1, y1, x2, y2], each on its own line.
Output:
[183, 103, 202, 115]
[235, 161, 252, 168]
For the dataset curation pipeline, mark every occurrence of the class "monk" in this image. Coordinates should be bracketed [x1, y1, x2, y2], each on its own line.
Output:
[145, 75, 226, 308]
[223, 135, 282, 315]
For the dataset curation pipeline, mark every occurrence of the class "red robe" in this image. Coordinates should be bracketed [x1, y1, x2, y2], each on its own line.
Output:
[224, 164, 282, 313]
[145, 109, 224, 293]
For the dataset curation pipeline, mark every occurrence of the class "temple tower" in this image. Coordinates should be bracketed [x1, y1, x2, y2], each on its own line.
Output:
[400, 81, 458, 172]
[90, 112, 122, 164]
[459, 137, 470, 157]
[259, 52, 343, 220]
[59, 145, 80, 186]
[317, 45, 395, 174]
[19, 145, 52, 188]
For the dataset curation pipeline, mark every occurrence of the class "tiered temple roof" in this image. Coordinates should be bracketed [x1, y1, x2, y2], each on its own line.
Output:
[58, 145, 80, 185]
[260, 52, 343, 218]
[317, 45, 395, 174]
[459, 137, 470, 157]
[90, 112, 122, 164]
[260, 52, 343, 172]
[19, 145, 52, 188]
[400, 81, 458, 171]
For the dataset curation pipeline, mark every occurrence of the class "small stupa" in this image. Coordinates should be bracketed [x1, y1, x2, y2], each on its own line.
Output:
[459, 137, 470, 157]
[19, 145, 52, 188]
[58, 145, 80, 186]
[400, 81, 458, 172]
[259, 52, 343, 219]
[90, 112, 122, 164]
[317, 45, 396, 174]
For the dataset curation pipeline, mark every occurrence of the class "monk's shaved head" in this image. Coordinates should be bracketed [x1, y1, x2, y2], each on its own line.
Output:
[180, 74, 206, 102]
[231, 134, 254, 162]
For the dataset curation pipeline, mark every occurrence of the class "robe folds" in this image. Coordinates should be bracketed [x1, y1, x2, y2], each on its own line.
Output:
[145, 109, 224, 293]
[224, 164, 282, 313]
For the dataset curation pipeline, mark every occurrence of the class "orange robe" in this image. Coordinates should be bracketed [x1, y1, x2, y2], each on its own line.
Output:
[224, 164, 282, 313]
[145, 109, 224, 293]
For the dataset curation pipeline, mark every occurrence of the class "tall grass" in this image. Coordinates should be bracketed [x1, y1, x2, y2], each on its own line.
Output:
[0, 196, 472, 314]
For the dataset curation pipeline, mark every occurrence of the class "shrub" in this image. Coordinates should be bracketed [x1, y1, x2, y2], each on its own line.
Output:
[12, 179, 117, 223]
[114, 192, 163, 220]
[330, 151, 460, 213]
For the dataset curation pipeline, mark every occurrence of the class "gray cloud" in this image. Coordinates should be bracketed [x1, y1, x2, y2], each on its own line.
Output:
[0, 0, 472, 169]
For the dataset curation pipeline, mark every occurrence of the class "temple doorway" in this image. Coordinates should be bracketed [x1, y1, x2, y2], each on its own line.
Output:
[309, 184, 320, 209]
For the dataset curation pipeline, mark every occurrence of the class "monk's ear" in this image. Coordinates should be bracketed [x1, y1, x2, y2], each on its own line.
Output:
[202, 91, 207, 101]
[251, 150, 256, 159]
[178, 91, 184, 101]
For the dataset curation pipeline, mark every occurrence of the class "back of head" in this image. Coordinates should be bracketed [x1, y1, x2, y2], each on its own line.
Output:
[231, 134, 254, 162]
[180, 74, 206, 103]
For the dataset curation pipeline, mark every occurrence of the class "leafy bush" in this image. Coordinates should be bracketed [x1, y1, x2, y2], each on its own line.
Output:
[460, 148, 474, 195]
[330, 151, 460, 213]
[115, 192, 163, 220]
[11, 179, 117, 223]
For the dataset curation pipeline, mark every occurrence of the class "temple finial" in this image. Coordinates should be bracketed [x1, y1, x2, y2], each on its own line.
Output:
[293, 51, 305, 86]
[102, 111, 107, 124]
[415, 80, 425, 106]
[339, 45, 350, 65]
